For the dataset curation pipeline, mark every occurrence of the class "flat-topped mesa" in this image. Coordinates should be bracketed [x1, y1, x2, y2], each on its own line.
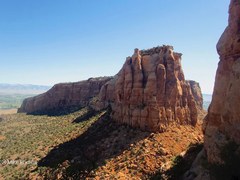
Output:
[204, 0, 240, 164]
[18, 77, 112, 115]
[140, 45, 182, 57]
[97, 45, 203, 132]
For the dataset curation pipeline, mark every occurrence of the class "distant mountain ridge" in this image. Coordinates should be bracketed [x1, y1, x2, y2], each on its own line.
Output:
[202, 94, 212, 110]
[0, 83, 51, 94]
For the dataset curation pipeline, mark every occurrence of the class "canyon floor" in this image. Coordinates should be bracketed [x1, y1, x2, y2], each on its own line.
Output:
[0, 108, 205, 180]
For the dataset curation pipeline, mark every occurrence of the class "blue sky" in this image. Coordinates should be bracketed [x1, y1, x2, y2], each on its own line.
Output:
[0, 0, 229, 94]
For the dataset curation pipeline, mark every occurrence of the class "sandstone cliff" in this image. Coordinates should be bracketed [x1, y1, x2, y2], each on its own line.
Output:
[184, 1, 240, 179]
[97, 46, 202, 132]
[187, 80, 203, 109]
[18, 77, 112, 114]
[204, 0, 240, 164]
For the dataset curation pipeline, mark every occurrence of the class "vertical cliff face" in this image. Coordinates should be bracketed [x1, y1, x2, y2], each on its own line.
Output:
[98, 46, 202, 132]
[187, 80, 203, 109]
[18, 77, 112, 114]
[204, 0, 240, 163]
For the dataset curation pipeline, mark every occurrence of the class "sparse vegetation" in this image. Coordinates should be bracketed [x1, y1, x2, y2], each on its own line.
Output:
[0, 107, 204, 179]
[150, 143, 203, 180]
[0, 108, 100, 179]
[0, 94, 34, 109]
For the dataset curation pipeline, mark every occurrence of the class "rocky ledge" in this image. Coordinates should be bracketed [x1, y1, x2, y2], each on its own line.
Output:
[18, 77, 112, 114]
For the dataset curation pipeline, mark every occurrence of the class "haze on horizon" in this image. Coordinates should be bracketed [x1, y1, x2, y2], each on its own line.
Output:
[0, 0, 229, 94]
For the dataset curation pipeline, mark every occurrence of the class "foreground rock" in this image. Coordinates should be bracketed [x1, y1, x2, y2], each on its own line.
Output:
[18, 77, 112, 114]
[204, 0, 240, 164]
[96, 46, 203, 132]
[185, 1, 240, 179]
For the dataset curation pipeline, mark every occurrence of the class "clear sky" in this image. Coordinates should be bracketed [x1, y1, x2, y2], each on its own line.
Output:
[0, 0, 229, 94]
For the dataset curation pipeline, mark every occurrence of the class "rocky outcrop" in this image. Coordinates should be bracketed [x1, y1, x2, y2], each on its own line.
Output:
[185, 2, 240, 179]
[204, 0, 240, 164]
[18, 77, 112, 114]
[97, 46, 203, 132]
[187, 80, 203, 109]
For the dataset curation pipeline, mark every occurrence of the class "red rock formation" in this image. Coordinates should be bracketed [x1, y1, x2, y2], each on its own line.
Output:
[187, 80, 203, 109]
[204, 0, 240, 163]
[97, 45, 202, 132]
[18, 77, 112, 114]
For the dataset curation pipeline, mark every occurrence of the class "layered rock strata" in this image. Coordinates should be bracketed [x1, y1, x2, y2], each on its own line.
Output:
[18, 77, 112, 114]
[97, 46, 202, 132]
[204, 0, 240, 163]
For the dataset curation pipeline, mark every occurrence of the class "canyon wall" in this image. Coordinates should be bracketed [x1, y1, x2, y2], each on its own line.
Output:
[204, 0, 240, 163]
[187, 80, 203, 109]
[18, 77, 112, 114]
[97, 46, 203, 132]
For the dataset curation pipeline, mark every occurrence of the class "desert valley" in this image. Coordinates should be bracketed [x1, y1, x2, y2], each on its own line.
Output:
[0, 0, 240, 179]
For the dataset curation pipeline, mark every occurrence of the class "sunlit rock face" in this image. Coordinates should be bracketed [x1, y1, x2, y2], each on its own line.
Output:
[187, 80, 203, 109]
[204, 0, 240, 163]
[18, 77, 112, 114]
[97, 45, 202, 132]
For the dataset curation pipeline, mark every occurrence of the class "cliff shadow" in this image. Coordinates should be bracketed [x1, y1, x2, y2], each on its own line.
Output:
[72, 108, 98, 123]
[37, 109, 150, 179]
[27, 106, 83, 116]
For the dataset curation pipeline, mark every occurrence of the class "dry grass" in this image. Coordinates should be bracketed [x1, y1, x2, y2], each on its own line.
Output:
[0, 136, 6, 141]
[0, 109, 17, 115]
